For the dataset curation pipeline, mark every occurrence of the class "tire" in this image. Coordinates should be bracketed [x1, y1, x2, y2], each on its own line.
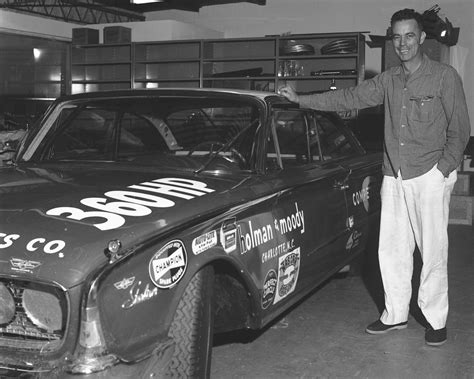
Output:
[165, 265, 214, 378]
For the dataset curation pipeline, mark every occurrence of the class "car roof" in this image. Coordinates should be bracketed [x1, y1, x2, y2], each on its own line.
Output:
[57, 87, 295, 108]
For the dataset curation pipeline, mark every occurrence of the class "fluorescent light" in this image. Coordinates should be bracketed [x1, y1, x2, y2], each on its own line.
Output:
[131, 0, 164, 4]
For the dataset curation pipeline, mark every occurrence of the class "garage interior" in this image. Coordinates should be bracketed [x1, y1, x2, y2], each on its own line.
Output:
[0, 0, 473, 378]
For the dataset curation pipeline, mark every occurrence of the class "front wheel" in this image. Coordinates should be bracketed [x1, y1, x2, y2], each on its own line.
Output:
[166, 266, 214, 378]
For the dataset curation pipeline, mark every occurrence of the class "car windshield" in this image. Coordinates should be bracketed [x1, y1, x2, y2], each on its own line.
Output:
[19, 96, 261, 172]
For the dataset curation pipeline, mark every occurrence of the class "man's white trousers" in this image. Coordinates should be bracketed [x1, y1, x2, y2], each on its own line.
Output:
[378, 164, 457, 330]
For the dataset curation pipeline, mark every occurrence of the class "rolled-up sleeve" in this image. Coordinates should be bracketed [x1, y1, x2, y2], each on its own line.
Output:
[298, 73, 386, 111]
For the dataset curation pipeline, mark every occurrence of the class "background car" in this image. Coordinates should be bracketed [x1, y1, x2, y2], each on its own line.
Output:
[0, 88, 382, 378]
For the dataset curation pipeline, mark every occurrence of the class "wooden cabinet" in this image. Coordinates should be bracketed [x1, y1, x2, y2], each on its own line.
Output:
[70, 32, 366, 103]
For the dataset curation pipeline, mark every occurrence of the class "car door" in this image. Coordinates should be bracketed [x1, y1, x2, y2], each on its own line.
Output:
[260, 109, 352, 319]
[314, 112, 383, 257]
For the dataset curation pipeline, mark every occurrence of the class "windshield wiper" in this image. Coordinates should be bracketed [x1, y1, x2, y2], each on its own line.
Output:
[194, 119, 260, 174]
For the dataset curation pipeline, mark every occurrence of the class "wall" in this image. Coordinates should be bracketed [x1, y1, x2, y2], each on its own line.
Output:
[0, 10, 222, 42]
[147, 0, 474, 136]
[0, 9, 74, 40]
[87, 20, 222, 42]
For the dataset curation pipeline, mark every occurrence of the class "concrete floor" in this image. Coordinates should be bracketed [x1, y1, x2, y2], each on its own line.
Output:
[211, 224, 474, 379]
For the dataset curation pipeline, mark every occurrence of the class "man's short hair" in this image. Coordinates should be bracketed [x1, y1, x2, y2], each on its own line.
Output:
[390, 8, 424, 31]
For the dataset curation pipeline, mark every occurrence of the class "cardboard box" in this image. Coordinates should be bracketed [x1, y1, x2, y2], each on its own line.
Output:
[72, 28, 99, 45]
[449, 195, 473, 225]
[453, 172, 474, 195]
[104, 26, 132, 44]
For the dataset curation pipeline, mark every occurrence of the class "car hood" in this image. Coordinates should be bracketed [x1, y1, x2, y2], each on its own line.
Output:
[0, 163, 259, 288]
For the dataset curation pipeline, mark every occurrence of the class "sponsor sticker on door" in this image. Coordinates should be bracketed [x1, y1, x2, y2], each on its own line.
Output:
[274, 247, 300, 304]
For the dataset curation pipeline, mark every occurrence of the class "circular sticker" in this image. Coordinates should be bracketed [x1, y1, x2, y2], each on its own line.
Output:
[149, 240, 187, 289]
[262, 269, 277, 309]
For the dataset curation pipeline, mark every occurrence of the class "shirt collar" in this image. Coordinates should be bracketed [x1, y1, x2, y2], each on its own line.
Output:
[393, 53, 433, 78]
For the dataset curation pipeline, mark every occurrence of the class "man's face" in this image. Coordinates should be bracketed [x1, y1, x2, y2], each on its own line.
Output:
[391, 19, 426, 63]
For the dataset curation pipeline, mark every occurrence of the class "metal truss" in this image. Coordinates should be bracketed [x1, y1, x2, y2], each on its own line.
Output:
[0, 0, 145, 24]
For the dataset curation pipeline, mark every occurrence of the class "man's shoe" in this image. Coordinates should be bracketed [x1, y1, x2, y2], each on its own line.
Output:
[365, 320, 408, 334]
[425, 327, 447, 346]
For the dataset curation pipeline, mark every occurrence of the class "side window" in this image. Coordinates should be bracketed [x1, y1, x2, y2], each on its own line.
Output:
[315, 113, 358, 160]
[118, 113, 168, 157]
[267, 110, 320, 170]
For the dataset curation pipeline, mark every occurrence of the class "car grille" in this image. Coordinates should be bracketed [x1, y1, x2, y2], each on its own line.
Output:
[0, 279, 66, 351]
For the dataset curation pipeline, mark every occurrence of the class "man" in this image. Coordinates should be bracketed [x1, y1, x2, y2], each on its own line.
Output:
[279, 8, 470, 346]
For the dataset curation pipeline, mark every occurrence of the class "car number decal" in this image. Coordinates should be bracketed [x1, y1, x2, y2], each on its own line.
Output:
[149, 240, 187, 289]
[46, 178, 214, 231]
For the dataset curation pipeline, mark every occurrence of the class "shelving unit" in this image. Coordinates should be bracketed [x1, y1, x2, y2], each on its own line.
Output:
[71, 42, 132, 94]
[2, 48, 66, 98]
[202, 38, 276, 92]
[70, 32, 366, 111]
[134, 40, 201, 88]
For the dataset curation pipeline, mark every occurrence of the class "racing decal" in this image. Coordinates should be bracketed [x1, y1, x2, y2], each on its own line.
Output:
[273, 202, 305, 236]
[346, 215, 354, 229]
[220, 219, 238, 254]
[239, 202, 305, 256]
[149, 240, 187, 289]
[239, 220, 274, 255]
[345, 230, 362, 250]
[122, 280, 158, 309]
[0, 233, 66, 258]
[46, 178, 215, 231]
[10, 258, 41, 274]
[352, 176, 376, 212]
[262, 269, 277, 309]
[261, 238, 295, 264]
[114, 276, 136, 290]
[192, 230, 218, 255]
[273, 248, 300, 305]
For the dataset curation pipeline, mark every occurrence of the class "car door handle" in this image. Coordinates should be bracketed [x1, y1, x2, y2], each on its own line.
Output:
[333, 168, 351, 190]
[333, 180, 349, 190]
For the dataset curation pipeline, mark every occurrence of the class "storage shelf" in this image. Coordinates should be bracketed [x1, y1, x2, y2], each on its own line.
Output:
[203, 57, 275, 62]
[279, 53, 359, 59]
[72, 61, 131, 65]
[72, 79, 131, 83]
[134, 78, 200, 82]
[135, 58, 200, 64]
[70, 32, 365, 103]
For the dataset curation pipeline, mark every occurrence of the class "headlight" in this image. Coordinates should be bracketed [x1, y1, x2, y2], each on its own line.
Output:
[0, 282, 15, 324]
[22, 288, 62, 331]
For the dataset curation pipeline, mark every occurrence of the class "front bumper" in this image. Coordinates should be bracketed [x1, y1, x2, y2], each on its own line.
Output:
[0, 338, 175, 378]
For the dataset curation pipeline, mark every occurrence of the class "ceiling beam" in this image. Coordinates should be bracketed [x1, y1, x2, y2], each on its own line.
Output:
[0, 0, 145, 23]
[0, 0, 266, 23]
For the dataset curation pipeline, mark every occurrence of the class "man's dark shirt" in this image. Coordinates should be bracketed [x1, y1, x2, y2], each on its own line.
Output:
[299, 54, 471, 179]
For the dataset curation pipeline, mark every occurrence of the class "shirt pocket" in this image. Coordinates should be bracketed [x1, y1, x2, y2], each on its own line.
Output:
[409, 95, 436, 122]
